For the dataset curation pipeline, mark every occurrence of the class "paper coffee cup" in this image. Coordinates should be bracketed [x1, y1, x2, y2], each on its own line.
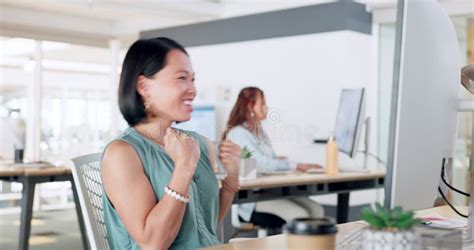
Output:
[286, 217, 337, 250]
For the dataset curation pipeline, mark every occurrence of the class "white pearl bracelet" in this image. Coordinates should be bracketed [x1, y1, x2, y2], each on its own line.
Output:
[164, 186, 190, 203]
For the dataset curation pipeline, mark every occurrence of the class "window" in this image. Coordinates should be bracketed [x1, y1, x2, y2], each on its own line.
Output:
[0, 37, 125, 211]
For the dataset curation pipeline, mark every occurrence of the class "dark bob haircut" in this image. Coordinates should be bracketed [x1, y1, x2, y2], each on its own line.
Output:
[118, 37, 187, 126]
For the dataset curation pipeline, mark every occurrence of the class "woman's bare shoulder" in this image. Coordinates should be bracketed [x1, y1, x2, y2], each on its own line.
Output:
[102, 140, 143, 174]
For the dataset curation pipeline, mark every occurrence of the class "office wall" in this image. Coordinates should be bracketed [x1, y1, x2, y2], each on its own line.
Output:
[187, 30, 380, 206]
[140, 0, 377, 169]
[188, 30, 375, 158]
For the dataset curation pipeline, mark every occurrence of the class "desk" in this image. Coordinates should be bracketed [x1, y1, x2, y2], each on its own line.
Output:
[208, 206, 466, 249]
[219, 170, 385, 242]
[0, 164, 87, 250]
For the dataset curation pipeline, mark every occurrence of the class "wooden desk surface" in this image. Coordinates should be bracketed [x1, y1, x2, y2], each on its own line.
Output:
[239, 170, 385, 190]
[205, 222, 369, 250]
[0, 162, 71, 177]
[203, 206, 466, 250]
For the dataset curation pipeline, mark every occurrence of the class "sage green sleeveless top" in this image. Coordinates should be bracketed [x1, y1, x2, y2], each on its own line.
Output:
[102, 127, 221, 249]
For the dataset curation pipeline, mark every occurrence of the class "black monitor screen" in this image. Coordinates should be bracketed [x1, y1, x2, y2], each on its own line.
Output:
[333, 88, 365, 157]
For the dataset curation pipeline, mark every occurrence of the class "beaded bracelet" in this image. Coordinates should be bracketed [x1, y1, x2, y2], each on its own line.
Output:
[164, 186, 190, 203]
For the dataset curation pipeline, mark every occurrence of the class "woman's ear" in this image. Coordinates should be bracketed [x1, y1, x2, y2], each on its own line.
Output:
[136, 75, 148, 97]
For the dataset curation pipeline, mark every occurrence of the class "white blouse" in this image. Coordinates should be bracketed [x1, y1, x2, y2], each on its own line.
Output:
[226, 125, 297, 172]
[226, 124, 297, 221]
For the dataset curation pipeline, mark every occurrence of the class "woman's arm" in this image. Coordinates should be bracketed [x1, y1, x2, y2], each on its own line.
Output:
[206, 139, 241, 224]
[218, 179, 239, 224]
[217, 140, 241, 224]
[102, 129, 199, 249]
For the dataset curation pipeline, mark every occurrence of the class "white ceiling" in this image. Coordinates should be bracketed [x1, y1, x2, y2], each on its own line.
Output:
[0, 0, 339, 70]
[0, 0, 336, 47]
[0, 0, 472, 67]
[1, 0, 472, 47]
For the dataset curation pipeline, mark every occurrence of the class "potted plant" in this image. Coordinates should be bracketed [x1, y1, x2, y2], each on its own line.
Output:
[240, 146, 257, 181]
[360, 203, 422, 250]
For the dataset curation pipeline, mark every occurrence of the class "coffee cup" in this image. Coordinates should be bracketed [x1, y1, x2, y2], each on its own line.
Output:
[286, 217, 337, 250]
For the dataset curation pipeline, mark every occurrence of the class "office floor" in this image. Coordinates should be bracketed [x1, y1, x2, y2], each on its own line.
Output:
[0, 208, 83, 250]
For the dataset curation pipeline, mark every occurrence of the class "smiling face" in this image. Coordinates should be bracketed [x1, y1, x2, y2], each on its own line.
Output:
[137, 49, 196, 122]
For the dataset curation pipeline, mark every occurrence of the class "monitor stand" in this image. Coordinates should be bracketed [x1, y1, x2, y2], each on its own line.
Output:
[312, 116, 373, 170]
[339, 116, 372, 172]
[361, 116, 371, 169]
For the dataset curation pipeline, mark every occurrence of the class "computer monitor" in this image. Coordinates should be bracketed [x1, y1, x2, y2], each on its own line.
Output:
[173, 105, 217, 141]
[333, 88, 366, 158]
[385, 0, 460, 210]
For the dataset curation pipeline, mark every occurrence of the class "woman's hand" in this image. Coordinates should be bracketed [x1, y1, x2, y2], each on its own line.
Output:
[218, 140, 241, 177]
[164, 128, 200, 176]
[296, 163, 323, 173]
[218, 140, 241, 192]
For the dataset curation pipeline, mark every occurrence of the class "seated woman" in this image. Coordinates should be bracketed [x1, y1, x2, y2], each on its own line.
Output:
[223, 87, 324, 231]
[102, 37, 241, 250]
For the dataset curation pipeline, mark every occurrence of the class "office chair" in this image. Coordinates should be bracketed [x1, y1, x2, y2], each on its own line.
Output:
[71, 153, 109, 250]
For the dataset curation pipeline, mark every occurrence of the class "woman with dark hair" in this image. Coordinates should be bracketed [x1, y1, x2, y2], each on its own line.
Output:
[223, 87, 324, 232]
[102, 37, 241, 249]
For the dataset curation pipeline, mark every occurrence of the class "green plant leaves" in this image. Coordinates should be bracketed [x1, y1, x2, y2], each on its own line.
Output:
[361, 207, 385, 229]
[391, 207, 403, 219]
[360, 203, 422, 230]
[241, 146, 253, 159]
